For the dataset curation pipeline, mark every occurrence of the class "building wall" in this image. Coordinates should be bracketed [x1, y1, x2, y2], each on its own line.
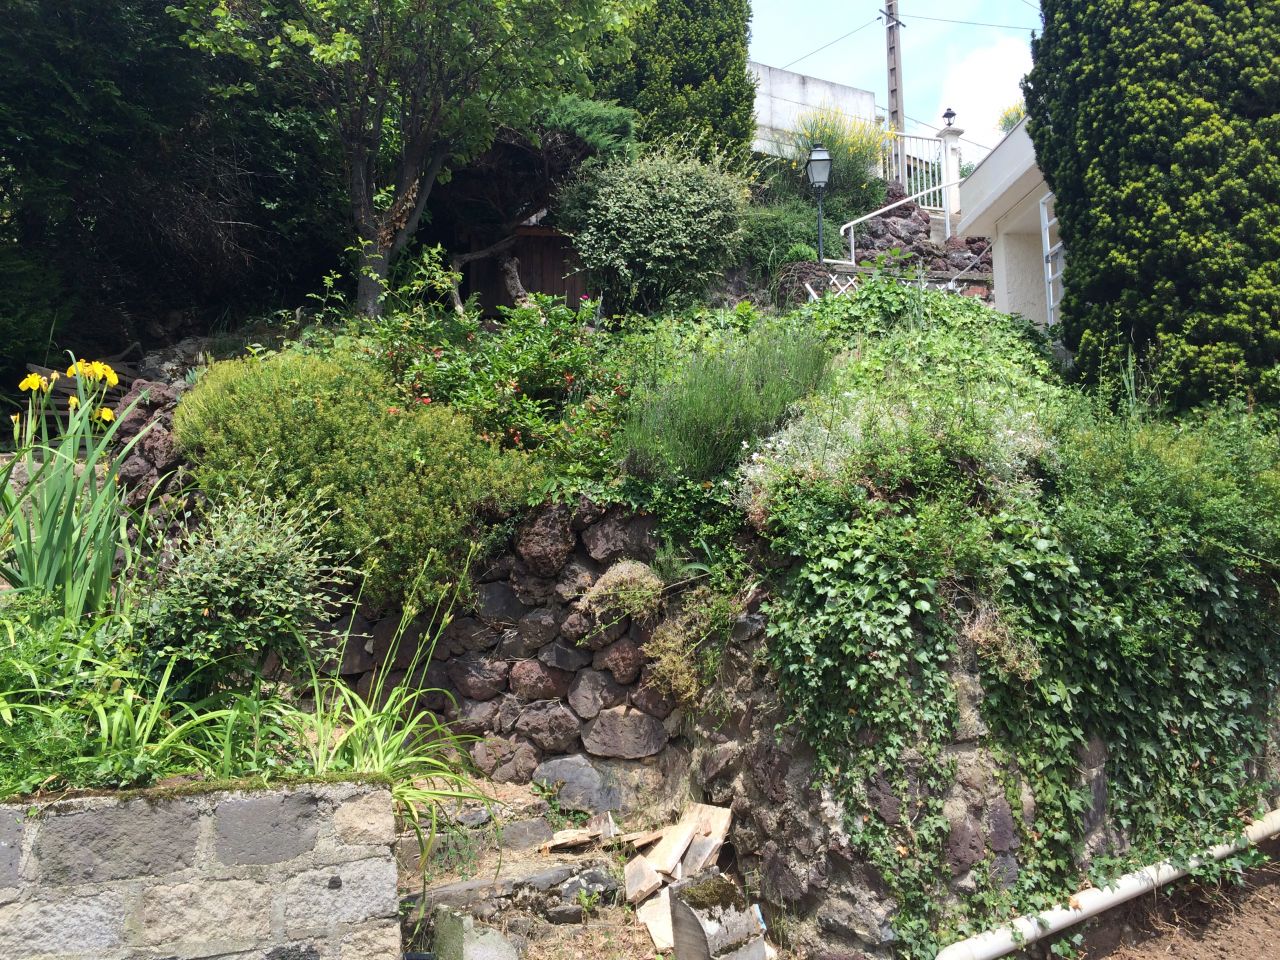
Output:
[993, 229, 1048, 325]
[0, 781, 401, 960]
[749, 61, 878, 156]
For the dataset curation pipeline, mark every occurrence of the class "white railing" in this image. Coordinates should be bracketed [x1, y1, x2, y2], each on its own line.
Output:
[830, 179, 964, 266]
[883, 133, 946, 210]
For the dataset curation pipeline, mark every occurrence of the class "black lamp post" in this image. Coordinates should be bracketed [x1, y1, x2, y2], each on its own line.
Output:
[806, 142, 832, 261]
[943, 107, 957, 127]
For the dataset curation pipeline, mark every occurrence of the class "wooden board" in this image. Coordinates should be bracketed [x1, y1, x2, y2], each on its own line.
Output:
[636, 888, 674, 951]
[646, 821, 697, 877]
[679, 803, 732, 874]
[615, 827, 665, 849]
[543, 827, 599, 851]
[680, 833, 722, 875]
[624, 854, 663, 904]
[685, 803, 733, 845]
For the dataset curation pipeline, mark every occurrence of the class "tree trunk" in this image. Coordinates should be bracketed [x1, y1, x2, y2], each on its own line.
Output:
[499, 253, 533, 307]
[356, 242, 390, 317]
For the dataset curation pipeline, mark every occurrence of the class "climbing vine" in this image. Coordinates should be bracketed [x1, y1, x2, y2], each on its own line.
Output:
[750, 283, 1280, 956]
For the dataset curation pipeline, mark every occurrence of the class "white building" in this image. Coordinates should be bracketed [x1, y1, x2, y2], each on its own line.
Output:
[748, 61, 878, 156]
[957, 118, 1062, 329]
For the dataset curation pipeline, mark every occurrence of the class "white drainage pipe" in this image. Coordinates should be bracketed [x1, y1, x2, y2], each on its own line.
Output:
[935, 806, 1280, 960]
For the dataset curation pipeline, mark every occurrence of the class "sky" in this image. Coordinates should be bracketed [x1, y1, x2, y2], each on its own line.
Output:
[748, 0, 1040, 159]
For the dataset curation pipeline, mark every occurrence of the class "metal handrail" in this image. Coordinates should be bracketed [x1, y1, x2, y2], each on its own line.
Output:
[827, 179, 964, 266]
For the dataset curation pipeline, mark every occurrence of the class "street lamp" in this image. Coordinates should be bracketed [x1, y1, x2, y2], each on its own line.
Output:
[805, 143, 832, 261]
[943, 107, 957, 127]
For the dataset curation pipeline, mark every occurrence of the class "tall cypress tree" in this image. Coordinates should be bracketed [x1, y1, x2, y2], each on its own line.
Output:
[609, 0, 755, 161]
[1024, 1, 1280, 406]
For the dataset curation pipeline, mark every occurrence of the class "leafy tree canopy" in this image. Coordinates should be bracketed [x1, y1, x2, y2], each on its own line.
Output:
[608, 0, 756, 161]
[171, 0, 640, 315]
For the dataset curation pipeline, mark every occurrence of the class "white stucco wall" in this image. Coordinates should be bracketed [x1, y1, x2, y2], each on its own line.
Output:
[992, 231, 1047, 323]
[749, 61, 878, 157]
[958, 118, 1057, 328]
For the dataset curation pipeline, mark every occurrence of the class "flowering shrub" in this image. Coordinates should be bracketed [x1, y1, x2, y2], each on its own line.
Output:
[363, 293, 629, 490]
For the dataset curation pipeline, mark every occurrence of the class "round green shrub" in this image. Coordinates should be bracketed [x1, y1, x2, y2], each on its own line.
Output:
[139, 489, 335, 689]
[557, 144, 750, 313]
[173, 349, 538, 609]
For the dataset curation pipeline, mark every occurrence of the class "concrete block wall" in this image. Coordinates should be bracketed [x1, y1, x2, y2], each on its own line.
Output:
[0, 781, 401, 960]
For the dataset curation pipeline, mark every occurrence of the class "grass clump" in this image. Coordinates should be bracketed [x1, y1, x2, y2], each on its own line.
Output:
[643, 585, 741, 706]
[623, 319, 833, 481]
[581, 560, 664, 621]
[174, 349, 538, 610]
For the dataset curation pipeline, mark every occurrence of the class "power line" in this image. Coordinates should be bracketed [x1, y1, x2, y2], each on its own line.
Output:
[900, 13, 1036, 31]
[781, 16, 881, 70]
[877, 105, 994, 151]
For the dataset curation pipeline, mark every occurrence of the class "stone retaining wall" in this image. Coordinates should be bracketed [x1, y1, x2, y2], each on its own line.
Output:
[0, 781, 401, 960]
[333, 500, 687, 806]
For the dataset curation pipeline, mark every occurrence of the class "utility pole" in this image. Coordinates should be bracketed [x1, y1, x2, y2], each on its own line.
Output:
[883, 2, 906, 184]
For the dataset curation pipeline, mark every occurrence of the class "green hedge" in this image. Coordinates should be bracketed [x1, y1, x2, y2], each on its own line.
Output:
[1025, 0, 1280, 406]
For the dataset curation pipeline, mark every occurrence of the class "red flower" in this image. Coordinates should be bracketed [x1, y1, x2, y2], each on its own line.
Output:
[420, 396, 432, 404]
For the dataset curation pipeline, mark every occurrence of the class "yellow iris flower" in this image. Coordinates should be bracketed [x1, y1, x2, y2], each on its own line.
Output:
[18, 372, 49, 392]
[68, 396, 80, 411]
[95, 407, 115, 423]
[65, 360, 118, 386]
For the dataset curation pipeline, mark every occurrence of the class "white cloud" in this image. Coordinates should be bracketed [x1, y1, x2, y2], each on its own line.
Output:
[929, 35, 1032, 151]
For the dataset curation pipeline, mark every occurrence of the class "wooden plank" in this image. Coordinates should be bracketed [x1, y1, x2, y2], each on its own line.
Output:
[636, 888, 674, 951]
[685, 803, 733, 845]
[646, 821, 696, 877]
[586, 811, 617, 841]
[614, 827, 665, 849]
[543, 826, 599, 851]
[624, 854, 663, 904]
[680, 833, 722, 875]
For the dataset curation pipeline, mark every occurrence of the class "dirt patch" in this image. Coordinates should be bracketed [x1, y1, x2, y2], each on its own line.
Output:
[521, 906, 656, 960]
[1083, 851, 1280, 960]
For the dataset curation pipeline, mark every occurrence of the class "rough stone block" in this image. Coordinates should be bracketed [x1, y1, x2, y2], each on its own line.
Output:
[141, 878, 272, 945]
[339, 919, 402, 960]
[433, 906, 520, 960]
[334, 790, 396, 847]
[515, 702, 581, 753]
[216, 792, 319, 865]
[0, 808, 23, 889]
[475, 583, 526, 624]
[568, 669, 628, 720]
[0, 891, 126, 957]
[34, 799, 199, 883]
[538, 641, 592, 673]
[532, 755, 620, 814]
[582, 706, 667, 759]
[508, 659, 572, 701]
[499, 818, 553, 851]
[284, 857, 399, 931]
